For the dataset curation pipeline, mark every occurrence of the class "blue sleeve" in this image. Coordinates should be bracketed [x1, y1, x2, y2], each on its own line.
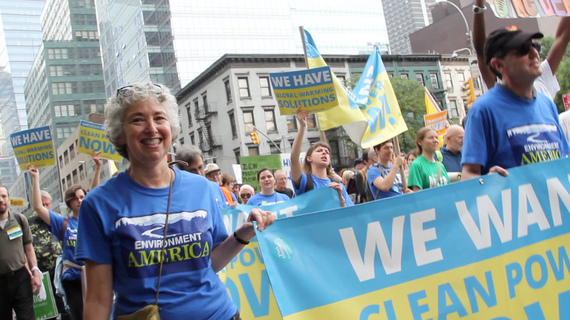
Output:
[550, 99, 570, 156]
[367, 166, 381, 188]
[209, 181, 228, 209]
[462, 105, 489, 167]
[48, 210, 64, 241]
[292, 173, 307, 195]
[75, 197, 113, 264]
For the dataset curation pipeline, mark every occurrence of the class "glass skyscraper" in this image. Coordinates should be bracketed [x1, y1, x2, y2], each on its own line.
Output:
[96, 0, 390, 87]
[0, 0, 45, 156]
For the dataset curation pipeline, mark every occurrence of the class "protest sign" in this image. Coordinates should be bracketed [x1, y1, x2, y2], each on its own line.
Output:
[33, 272, 58, 320]
[239, 155, 282, 191]
[257, 158, 570, 319]
[10, 126, 55, 170]
[222, 187, 342, 320]
[270, 66, 338, 115]
[424, 110, 448, 138]
[488, 1, 570, 18]
[77, 120, 122, 161]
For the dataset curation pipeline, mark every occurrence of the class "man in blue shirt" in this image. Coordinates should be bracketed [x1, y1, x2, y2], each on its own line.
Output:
[462, 28, 569, 180]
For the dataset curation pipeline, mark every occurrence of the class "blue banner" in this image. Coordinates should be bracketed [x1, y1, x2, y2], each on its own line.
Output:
[256, 158, 570, 319]
[222, 187, 342, 319]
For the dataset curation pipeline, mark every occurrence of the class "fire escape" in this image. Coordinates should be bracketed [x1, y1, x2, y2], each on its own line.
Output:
[195, 100, 221, 152]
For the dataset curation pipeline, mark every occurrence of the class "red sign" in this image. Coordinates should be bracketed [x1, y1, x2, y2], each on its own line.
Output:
[564, 93, 570, 111]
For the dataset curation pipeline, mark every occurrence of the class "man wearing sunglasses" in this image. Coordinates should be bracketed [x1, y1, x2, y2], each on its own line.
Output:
[472, 0, 570, 100]
[461, 28, 570, 181]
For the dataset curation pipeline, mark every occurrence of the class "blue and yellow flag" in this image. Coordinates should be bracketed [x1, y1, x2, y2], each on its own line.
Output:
[303, 29, 407, 148]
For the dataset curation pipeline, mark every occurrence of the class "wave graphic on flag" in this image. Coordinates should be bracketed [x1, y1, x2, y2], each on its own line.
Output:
[303, 29, 407, 148]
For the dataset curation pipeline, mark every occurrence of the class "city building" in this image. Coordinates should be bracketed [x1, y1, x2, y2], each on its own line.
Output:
[21, 0, 106, 203]
[94, 0, 180, 96]
[0, 0, 45, 156]
[382, 0, 435, 54]
[175, 53, 453, 176]
[410, 0, 561, 54]
[96, 0, 390, 91]
[0, 155, 17, 188]
[439, 55, 482, 122]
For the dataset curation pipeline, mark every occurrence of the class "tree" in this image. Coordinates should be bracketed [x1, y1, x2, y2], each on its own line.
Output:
[390, 77, 427, 153]
[539, 36, 570, 113]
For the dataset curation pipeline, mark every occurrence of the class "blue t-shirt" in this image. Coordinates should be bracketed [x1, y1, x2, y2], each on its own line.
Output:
[293, 173, 354, 206]
[49, 211, 83, 281]
[367, 163, 403, 200]
[208, 180, 228, 209]
[246, 192, 290, 206]
[76, 169, 235, 320]
[463, 85, 569, 173]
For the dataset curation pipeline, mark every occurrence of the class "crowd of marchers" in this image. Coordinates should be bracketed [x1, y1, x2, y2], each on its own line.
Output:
[1, 13, 569, 320]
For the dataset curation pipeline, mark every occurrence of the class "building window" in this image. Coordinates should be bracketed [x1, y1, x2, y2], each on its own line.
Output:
[270, 144, 280, 155]
[224, 79, 232, 103]
[329, 140, 341, 167]
[400, 74, 408, 80]
[72, 169, 78, 184]
[286, 115, 297, 132]
[185, 103, 192, 127]
[259, 77, 271, 97]
[264, 108, 277, 132]
[449, 100, 459, 118]
[445, 73, 453, 88]
[59, 155, 63, 168]
[234, 148, 240, 164]
[193, 99, 199, 120]
[202, 94, 208, 112]
[238, 77, 250, 98]
[473, 76, 481, 89]
[64, 150, 69, 164]
[79, 165, 85, 180]
[190, 132, 195, 145]
[307, 114, 317, 129]
[66, 174, 71, 188]
[430, 73, 439, 89]
[416, 73, 424, 86]
[457, 73, 465, 84]
[248, 146, 259, 156]
[70, 144, 75, 159]
[229, 111, 237, 137]
[179, 137, 184, 146]
[243, 109, 254, 133]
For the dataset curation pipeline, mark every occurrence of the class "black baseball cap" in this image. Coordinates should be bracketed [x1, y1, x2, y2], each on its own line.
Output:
[354, 157, 364, 166]
[484, 28, 543, 65]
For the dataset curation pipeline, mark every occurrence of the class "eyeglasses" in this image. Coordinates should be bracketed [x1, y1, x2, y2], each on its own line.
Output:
[69, 195, 85, 202]
[240, 193, 252, 199]
[514, 42, 541, 56]
[116, 83, 163, 97]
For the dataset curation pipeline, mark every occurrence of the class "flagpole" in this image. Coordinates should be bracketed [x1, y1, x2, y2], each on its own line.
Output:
[393, 135, 407, 191]
[299, 26, 328, 143]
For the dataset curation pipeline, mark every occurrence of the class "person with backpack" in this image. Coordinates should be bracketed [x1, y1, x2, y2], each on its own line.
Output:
[0, 185, 42, 320]
[29, 164, 85, 320]
[290, 108, 353, 207]
[367, 140, 413, 201]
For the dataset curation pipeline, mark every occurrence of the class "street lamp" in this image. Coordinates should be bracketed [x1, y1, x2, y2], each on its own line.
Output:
[428, 0, 473, 54]
[452, 47, 472, 58]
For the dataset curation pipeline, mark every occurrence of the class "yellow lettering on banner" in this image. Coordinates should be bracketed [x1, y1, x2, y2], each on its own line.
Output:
[283, 235, 570, 320]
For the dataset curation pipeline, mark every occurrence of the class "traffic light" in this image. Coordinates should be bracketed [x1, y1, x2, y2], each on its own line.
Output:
[250, 131, 259, 144]
[464, 77, 477, 109]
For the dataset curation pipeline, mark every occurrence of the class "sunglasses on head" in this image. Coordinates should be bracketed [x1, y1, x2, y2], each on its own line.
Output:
[513, 42, 541, 56]
[241, 193, 252, 199]
[116, 83, 163, 97]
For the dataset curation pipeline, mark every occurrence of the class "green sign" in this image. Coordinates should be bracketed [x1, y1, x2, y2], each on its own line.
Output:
[239, 155, 282, 192]
[33, 272, 58, 320]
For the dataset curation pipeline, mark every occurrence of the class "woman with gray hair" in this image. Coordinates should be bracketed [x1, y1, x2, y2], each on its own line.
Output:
[75, 83, 274, 320]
